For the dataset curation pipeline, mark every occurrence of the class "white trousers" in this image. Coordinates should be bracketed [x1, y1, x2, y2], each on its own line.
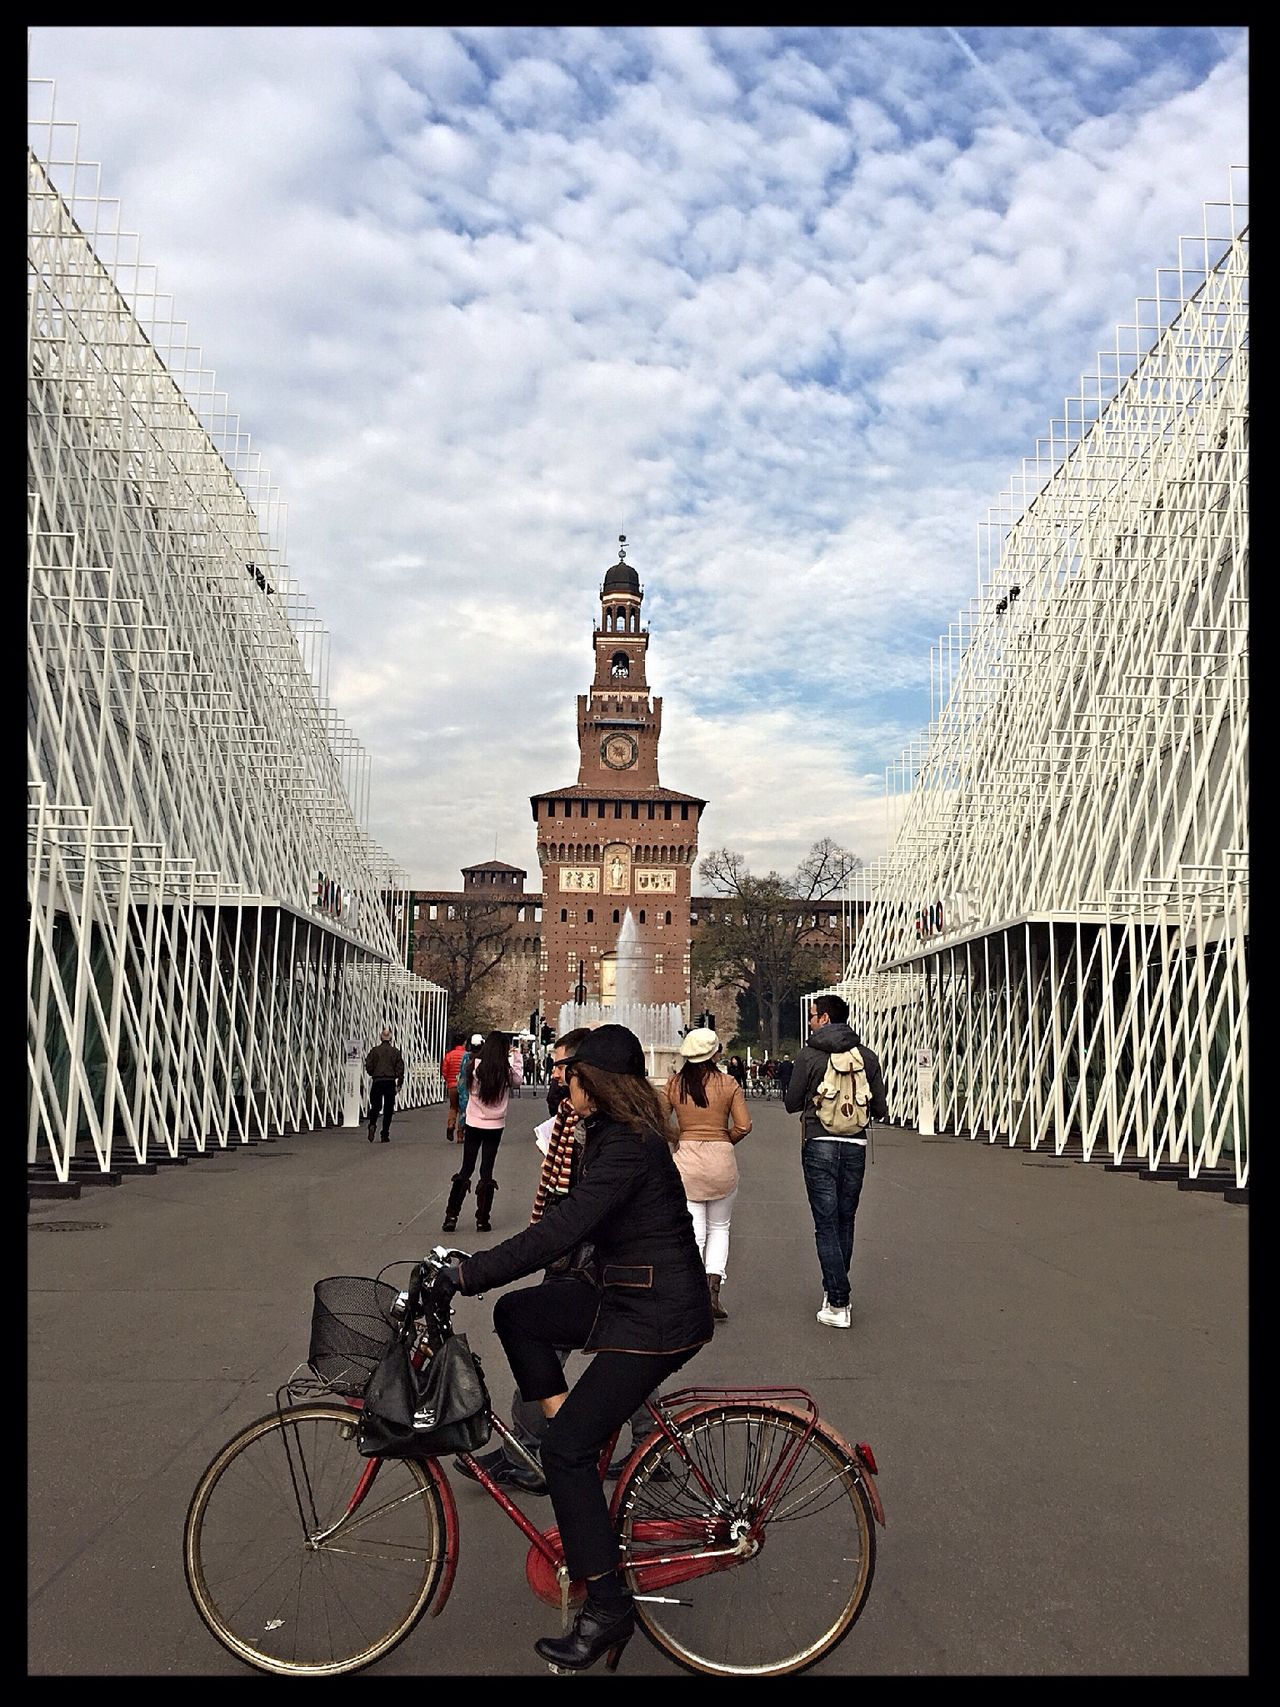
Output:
[686, 1184, 739, 1281]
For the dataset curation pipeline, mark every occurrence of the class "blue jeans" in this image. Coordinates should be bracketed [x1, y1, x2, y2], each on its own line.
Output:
[800, 1138, 867, 1309]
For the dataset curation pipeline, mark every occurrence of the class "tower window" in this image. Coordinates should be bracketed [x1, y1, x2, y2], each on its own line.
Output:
[665, 911, 672, 925]
[630, 803, 638, 819]
[614, 802, 622, 819]
[586, 909, 594, 923]
[560, 909, 568, 923]
[664, 804, 672, 820]
[639, 910, 646, 924]
[610, 651, 629, 679]
[680, 804, 689, 820]
[612, 909, 620, 924]
[647, 803, 655, 820]
[579, 800, 588, 818]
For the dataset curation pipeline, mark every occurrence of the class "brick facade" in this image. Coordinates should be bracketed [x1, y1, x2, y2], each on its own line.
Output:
[412, 544, 853, 1040]
[531, 541, 705, 1024]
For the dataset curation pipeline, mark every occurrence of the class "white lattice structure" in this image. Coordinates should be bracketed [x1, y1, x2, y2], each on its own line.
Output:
[27, 83, 448, 1180]
[818, 175, 1248, 1185]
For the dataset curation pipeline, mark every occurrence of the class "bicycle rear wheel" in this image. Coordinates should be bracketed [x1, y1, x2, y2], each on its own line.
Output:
[616, 1403, 875, 1676]
[183, 1403, 446, 1676]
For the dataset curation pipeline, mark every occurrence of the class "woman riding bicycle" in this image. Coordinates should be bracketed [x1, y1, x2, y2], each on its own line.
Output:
[434, 1023, 713, 1672]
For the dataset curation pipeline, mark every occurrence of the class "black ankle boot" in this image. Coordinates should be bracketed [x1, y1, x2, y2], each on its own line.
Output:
[441, 1173, 470, 1233]
[534, 1596, 635, 1673]
[475, 1178, 498, 1232]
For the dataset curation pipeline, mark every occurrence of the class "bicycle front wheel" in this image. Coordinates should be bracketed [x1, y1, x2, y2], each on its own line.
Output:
[183, 1403, 446, 1676]
[617, 1403, 875, 1677]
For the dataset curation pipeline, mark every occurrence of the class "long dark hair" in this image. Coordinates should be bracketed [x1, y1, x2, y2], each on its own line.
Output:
[672, 1059, 719, 1108]
[472, 1031, 510, 1103]
[571, 1063, 666, 1134]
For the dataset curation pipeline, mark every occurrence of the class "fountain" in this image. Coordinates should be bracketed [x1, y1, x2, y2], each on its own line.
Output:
[557, 908, 685, 1080]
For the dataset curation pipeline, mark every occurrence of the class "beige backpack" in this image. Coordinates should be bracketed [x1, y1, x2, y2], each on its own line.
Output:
[813, 1048, 871, 1136]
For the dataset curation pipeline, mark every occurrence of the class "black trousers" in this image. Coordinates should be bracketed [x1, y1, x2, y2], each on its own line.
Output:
[368, 1079, 397, 1135]
[456, 1126, 502, 1184]
[493, 1278, 698, 1580]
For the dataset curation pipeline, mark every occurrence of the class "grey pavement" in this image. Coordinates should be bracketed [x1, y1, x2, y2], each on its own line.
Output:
[28, 1089, 1248, 1677]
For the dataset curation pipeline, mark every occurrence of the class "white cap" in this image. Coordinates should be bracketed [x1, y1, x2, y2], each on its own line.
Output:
[470, 1033, 484, 1046]
[678, 1027, 720, 1063]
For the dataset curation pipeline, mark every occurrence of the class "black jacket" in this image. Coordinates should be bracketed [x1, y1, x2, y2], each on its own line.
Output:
[784, 1022, 889, 1141]
[458, 1112, 714, 1355]
[365, 1042, 404, 1083]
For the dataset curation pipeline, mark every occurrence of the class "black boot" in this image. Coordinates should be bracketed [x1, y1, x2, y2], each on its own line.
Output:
[534, 1595, 635, 1673]
[475, 1178, 498, 1232]
[442, 1173, 470, 1233]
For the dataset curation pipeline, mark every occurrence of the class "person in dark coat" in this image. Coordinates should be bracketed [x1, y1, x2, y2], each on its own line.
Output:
[784, 993, 888, 1328]
[434, 1023, 713, 1673]
[364, 1028, 404, 1142]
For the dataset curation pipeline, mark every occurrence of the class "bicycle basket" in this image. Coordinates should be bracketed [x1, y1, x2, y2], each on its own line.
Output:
[308, 1276, 401, 1395]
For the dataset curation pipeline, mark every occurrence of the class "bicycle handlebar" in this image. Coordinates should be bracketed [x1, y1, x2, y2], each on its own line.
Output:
[426, 1244, 471, 1270]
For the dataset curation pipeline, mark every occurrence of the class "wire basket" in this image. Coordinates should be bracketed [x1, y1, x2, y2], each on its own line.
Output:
[308, 1276, 401, 1395]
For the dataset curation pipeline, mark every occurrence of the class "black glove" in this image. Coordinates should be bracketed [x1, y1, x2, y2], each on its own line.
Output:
[430, 1261, 463, 1298]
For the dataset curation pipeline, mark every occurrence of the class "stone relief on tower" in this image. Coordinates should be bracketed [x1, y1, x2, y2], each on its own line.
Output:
[635, 868, 676, 892]
[603, 844, 632, 893]
[559, 866, 600, 892]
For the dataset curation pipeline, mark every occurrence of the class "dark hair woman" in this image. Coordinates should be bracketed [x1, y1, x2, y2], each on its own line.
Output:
[442, 1031, 521, 1235]
[435, 1023, 714, 1672]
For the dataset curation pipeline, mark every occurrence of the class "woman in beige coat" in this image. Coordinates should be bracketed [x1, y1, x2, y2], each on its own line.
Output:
[664, 1028, 752, 1322]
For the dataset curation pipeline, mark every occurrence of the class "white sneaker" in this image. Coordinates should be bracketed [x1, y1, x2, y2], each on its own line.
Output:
[816, 1301, 852, 1329]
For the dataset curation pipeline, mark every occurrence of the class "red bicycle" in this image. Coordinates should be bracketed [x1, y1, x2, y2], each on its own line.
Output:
[183, 1247, 885, 1677]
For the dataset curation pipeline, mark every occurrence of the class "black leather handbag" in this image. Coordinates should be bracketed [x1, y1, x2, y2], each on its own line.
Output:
[356, 1330, 491, 1460]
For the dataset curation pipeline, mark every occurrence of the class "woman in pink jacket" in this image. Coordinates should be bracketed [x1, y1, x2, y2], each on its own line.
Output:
[442, 1031, 522, 1234]
[664, 1027, 752, 1323]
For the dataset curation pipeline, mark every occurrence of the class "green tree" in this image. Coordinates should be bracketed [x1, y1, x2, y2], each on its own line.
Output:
[693, 839, 861, 1056]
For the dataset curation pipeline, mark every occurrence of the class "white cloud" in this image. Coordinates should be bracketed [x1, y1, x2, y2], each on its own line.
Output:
[27, 26, 1248, 892]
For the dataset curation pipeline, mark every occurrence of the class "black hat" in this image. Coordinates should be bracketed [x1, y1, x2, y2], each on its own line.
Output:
[560, 1024, 646, 1078]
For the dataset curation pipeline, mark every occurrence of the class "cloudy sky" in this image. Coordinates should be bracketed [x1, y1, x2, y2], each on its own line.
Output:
[28, 26, 1248, 891]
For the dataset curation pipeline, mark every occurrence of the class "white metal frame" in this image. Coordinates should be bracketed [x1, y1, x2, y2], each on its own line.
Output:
[815, 172, 1248, 1185]
[27, 84, 448, 1179]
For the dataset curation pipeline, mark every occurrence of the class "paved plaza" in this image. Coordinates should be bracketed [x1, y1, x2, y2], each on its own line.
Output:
[28, 1091, 1248, 1677]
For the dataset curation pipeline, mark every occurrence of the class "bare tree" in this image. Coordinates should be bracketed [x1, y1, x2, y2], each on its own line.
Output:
[693, 839, 861, 1054]
[416, 899, 514, 1028]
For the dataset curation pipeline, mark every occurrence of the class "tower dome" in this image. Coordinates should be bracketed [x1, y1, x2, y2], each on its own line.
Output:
[602, 534, 640, 595]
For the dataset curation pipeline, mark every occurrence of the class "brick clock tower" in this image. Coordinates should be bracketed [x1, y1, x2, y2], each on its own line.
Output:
[531, 539, 706, 1028]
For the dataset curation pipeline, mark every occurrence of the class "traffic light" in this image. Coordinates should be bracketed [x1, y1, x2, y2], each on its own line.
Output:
[540, 1022, 554, 1045]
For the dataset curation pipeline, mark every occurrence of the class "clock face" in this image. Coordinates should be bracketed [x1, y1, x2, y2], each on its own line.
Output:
[602, 733, 638, 770]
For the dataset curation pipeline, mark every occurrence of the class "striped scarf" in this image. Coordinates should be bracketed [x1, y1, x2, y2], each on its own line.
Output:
[530, 1097, 580, 1224]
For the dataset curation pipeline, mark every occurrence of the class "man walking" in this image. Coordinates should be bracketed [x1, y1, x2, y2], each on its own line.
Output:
[365, 1027, 405, 1143]
[441, 1032, 466, 1143]
[784, 994, 888, 1329]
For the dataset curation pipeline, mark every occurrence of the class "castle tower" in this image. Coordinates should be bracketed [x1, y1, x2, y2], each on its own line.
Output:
[531, 538, 706, 1025]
